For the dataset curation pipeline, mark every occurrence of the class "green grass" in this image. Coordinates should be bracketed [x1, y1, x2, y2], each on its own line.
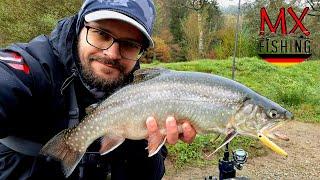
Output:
[142, 57, 320, 168]
[166, 134, 268, 169]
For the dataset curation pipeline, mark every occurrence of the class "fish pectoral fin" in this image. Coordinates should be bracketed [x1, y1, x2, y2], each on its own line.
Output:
[206, 130, 238, 157]
[99, 135, 125, 155]
[147, 133, 166, 157]
[39, 129, 85, 178]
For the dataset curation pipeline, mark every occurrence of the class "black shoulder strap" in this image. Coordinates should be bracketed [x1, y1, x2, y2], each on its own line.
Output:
[67, 80, 79, 128]
[60, 68, 79, 128]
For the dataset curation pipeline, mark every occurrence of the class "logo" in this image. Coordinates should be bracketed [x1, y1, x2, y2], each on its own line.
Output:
[258, 7, 311, 67]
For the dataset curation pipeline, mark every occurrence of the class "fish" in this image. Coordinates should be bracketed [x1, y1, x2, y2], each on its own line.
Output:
[39, 68, 293, 177]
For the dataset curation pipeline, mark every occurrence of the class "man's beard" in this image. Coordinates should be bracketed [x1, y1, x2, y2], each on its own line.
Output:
[79, 55, 130, 92]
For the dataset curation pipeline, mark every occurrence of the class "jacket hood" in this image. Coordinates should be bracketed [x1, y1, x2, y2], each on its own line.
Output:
[49, 15, 79, 74]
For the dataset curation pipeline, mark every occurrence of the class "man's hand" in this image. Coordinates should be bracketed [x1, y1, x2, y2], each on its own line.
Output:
[146, 116, 196, 144]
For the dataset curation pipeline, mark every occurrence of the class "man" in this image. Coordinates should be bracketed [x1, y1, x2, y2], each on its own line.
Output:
[0, 0, 196, 179]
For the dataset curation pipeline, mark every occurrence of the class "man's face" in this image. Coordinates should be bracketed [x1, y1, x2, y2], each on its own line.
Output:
[78, 19, 144, 91]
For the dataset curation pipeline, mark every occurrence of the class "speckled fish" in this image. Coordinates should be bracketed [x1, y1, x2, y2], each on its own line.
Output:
[40, 68, 293, 177]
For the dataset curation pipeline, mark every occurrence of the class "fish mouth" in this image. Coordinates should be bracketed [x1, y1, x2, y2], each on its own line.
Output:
[260, 121, 289, 141]
[258, 121, 289, 156]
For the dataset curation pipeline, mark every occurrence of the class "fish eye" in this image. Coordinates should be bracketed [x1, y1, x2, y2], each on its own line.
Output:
[269, 109, 278, 118]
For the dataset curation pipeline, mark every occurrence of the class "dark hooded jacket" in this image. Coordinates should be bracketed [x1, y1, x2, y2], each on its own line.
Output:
[0, 15, 166, 180]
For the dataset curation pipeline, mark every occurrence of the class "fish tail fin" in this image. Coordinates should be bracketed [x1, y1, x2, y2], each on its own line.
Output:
[39, 129, 85, 177]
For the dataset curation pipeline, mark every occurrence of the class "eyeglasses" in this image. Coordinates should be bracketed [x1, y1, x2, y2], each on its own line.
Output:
[84, 25, 145, 61]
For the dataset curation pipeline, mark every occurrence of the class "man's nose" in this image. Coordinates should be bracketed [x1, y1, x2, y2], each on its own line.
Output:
[102, 42, 122, 60]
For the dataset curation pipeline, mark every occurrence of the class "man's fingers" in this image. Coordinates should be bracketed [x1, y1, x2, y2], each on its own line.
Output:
[166, 116, 179, 144]
[180, 122, 196, 143]
[146, 116, 158, 134]
[147, 116, 196, 145]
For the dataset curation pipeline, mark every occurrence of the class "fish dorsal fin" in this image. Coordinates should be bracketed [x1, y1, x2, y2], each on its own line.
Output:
[133, 67, 170, 83]
[85, 103, 100, 114]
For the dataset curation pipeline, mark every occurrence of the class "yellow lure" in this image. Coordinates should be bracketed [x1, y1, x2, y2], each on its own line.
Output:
[258, 133, 288, 157]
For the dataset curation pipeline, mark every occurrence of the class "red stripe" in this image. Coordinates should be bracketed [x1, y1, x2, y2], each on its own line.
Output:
[23, 64, 30, 74]
[264, 57, 305, 63]
[10, 52, 23, 62]
[8, 63, 30, 74]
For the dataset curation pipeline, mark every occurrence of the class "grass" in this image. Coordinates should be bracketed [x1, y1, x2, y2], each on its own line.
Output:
[142, 57, 320, 168]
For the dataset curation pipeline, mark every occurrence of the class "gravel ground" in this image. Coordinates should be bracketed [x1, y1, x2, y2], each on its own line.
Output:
[163, 121, 320, 179]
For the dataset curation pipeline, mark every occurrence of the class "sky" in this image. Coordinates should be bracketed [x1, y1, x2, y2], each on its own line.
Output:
[216, 0, 254, 7]
[216, 0, 309, 8]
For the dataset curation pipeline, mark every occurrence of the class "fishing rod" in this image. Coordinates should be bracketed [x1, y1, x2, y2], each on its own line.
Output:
[232, 0, 241, 80]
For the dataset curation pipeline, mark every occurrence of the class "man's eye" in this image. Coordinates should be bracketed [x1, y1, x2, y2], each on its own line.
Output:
[91, 29, 102, 34]
[94, 30, 112, 41]
[122, 41, 140, 49]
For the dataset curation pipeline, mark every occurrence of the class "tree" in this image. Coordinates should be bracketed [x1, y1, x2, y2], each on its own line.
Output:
[172, 0, 222, 59]
[306, 0, 320, 16]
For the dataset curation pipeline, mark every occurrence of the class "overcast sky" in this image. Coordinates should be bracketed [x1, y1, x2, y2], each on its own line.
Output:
[216, 0, 310, 8]
[216, 0, 253, 7]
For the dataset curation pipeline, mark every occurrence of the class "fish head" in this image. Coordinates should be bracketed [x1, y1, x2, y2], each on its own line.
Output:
[226, 93, 294, 156]
[210, 95, 293, 156]
[234, 96, 293, 139]
[232, 95, 294, 156]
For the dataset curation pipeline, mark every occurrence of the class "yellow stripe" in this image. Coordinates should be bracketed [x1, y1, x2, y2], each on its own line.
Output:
[270, 62, 299, 67]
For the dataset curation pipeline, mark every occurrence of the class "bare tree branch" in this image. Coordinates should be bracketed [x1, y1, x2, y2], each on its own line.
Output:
[160, 0, 208, 11]
[307, 0, 320, 16]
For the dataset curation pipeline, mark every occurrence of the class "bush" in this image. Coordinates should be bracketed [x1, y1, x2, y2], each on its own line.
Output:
[170, 43, 187, 62]
[141, 36, 171, 63]
[214, 28, 235, 59]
